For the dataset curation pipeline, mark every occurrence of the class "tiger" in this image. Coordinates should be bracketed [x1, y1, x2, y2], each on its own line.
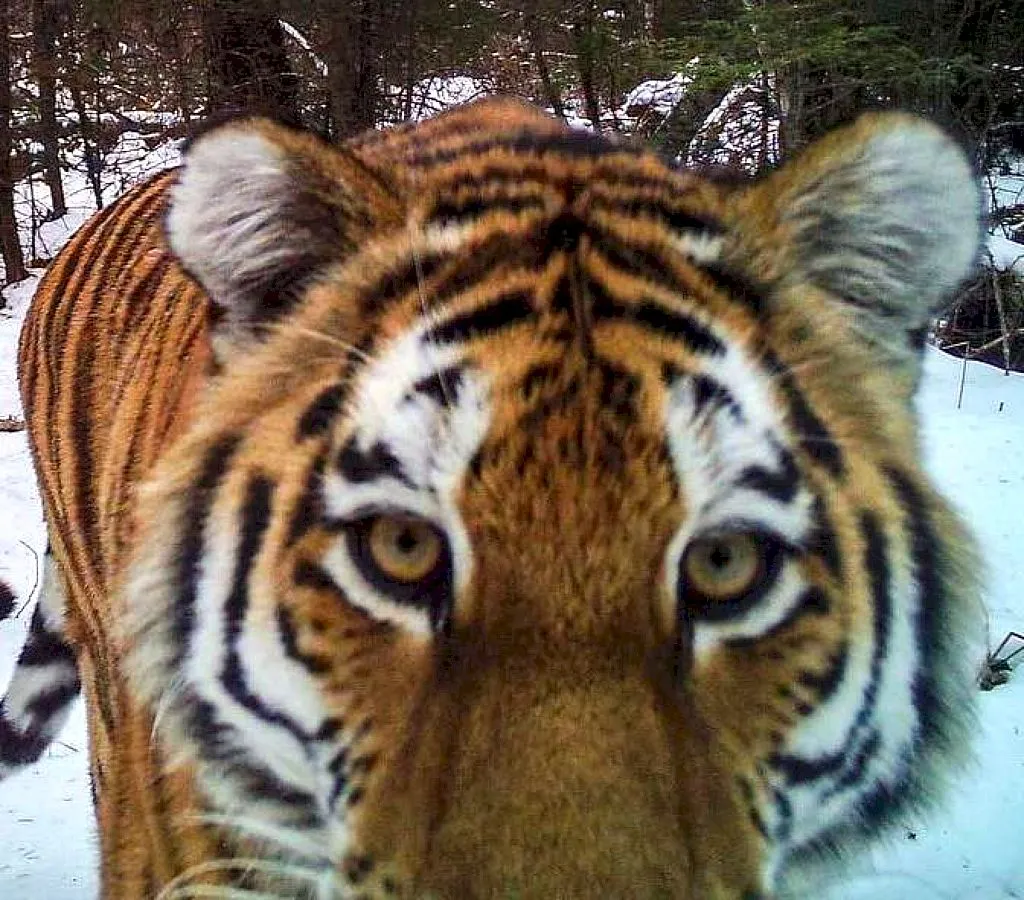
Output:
[1, 97, 983, 899]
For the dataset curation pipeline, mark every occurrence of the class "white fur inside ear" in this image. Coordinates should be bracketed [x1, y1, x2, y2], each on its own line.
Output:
[788, 117, 981, 324]
[857, 121, 980, 301]
[167, 128, 306, 312]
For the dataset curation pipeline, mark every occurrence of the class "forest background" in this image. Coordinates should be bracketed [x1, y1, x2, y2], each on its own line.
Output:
[0, 0, 1022, 365]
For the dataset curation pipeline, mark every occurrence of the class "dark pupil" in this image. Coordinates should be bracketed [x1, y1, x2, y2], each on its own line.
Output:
[708, 543, 733, 570]
[396, 527, 419, 554]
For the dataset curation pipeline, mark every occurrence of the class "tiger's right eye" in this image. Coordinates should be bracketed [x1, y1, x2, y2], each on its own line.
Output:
[345, 513, 454, 632]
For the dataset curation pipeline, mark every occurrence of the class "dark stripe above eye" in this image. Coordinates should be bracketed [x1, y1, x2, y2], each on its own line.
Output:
[297, 383, 347, 439]
[337, 438, 411, 486]
[736, 446, 800, 503]
[411, 364, 465, 406]
[423, 289, 535, 345]
[690, 373, 742, 419]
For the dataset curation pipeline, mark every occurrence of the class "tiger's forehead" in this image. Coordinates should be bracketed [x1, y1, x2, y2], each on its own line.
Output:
[326, 252, 805, 540]
[315, 123, 815, 579]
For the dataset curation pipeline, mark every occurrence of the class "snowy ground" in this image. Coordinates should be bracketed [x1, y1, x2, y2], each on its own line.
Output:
[0, 141, 1023, 897]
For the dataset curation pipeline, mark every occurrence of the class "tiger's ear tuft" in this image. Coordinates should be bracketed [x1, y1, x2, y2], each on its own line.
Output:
[166, 119, 401, 343]
[738, 113, 982, 374]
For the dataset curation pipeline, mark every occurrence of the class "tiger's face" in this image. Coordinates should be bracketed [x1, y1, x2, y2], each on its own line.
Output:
[125, 100, 983, 898]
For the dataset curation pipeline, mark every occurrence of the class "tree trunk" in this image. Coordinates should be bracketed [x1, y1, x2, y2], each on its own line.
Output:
[523, 2, 566, 122]
[401, 0, 418, 122]
[32, 0, 66, 219]
[321, 1, 389, 139]
[0, 0, 27, 288]
[68, 72, 103, 210]
[202, 0, 300, 125]
[572, 5, 603, 132]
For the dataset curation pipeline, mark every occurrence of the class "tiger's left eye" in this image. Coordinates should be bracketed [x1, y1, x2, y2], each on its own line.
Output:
[680, 532, 779, 621]
[366, 515, 444, 584]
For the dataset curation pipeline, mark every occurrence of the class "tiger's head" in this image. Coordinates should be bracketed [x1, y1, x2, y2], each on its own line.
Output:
[125, 99, 983, 898]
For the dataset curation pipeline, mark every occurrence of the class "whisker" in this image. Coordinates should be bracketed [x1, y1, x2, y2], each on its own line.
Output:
[161, 886, 285, 900]
[407, 197, 454, 410]
[190, 813, 331, 863]
[150, 675, 188, 743]
[257, 321, 372, 364]
[156, 857, 330, 900]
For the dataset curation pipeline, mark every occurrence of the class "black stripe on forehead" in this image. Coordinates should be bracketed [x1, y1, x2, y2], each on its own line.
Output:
[579, 273, 725, 356]
[588, 195, 724, 237]
[425, 162, 687, 199]
[423, 288, 535, 345]
[357, 235, 543, 319]
[411, 363, 465, 406]
[587, 225, 769, 320]
[426, 194, 548, 226]
[406, 129, 639, 168]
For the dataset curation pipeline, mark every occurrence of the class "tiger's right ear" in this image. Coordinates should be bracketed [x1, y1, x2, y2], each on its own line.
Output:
[166, 119, 403, 342]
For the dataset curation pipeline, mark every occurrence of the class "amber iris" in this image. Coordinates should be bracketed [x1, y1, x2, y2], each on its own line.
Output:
[683, 533, 763, 602]
[367, 515, 444, 584]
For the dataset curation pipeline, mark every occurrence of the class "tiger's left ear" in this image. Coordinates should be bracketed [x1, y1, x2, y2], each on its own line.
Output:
[166, 118, 403, 346]
[733, 113, 982, 376]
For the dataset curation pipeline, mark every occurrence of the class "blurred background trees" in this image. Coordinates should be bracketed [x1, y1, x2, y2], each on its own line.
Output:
[0, 0, 1021, 352]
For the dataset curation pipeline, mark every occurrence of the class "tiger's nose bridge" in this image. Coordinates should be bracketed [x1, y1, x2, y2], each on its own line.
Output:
[463, 488, 673, 651]
[408, 665, 701, 899]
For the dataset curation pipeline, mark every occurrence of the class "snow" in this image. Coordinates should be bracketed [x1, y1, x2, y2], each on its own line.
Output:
[988, 233, 1024, 272]
[621, 68, 696, 117]
[684, 77, 780, 174]
[395, 75, 493, 124]
[0, 114, 1023, 899]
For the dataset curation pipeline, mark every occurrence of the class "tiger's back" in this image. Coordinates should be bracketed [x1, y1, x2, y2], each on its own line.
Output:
[6, 99, 983, 898]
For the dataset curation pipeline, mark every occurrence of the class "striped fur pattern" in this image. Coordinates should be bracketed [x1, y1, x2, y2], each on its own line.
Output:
[7, 99, 983, 898]
[0, 550, 81, 776]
